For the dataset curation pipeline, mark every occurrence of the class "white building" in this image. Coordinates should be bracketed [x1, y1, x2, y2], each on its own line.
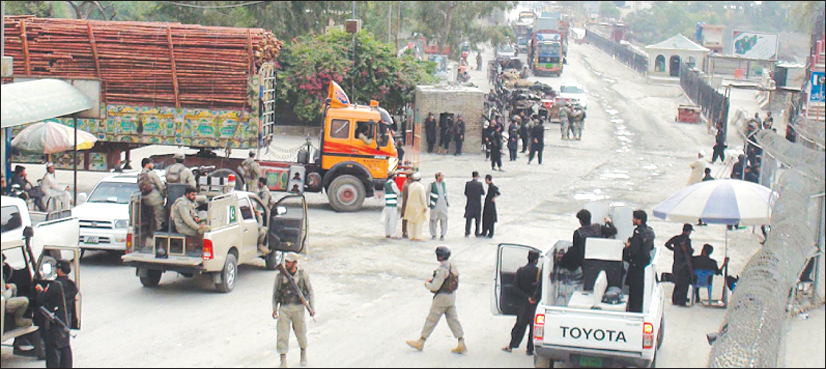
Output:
[645, 34, 710, 78]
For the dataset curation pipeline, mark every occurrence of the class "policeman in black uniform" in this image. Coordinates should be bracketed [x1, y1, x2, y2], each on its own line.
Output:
[502, 250, 540, 355]
[623, 210, 655, 313]
[35, 260, 78, 369]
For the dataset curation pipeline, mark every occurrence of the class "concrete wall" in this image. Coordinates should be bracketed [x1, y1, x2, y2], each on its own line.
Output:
[415, 86, 486, 154]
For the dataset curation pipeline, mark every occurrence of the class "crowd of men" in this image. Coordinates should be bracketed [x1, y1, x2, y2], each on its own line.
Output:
[382, 171, 501, 241]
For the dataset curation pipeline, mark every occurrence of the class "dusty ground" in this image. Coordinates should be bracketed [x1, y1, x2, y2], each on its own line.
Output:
[3, 40, 823, 368]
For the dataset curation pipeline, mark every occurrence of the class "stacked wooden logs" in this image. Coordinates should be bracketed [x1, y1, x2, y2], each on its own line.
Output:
[3, 16, 282, 110]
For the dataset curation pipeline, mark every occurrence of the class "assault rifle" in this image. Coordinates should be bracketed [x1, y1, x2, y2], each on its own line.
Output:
[276, 263, 316, 323]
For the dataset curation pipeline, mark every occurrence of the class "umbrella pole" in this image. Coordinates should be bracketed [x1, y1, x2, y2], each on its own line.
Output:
[723, 227, 729, 306]
[73, 115, 78, 206]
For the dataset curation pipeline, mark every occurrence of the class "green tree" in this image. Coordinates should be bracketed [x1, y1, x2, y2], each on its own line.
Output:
[599, 1, 621, 20]
[277, 29, 436, 124]
[410, 1, 515, 58]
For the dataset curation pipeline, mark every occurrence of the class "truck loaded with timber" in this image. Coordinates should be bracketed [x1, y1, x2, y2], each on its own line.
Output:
[3, 17, 399, 212]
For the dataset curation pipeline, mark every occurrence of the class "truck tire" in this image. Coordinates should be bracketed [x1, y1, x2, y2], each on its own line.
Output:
[216, 253, 238, 293]
[534, 356, 554, 368]
[139, 269, 163, 287]
[265, 250, 282, 271]
[327, 175, 366, 212]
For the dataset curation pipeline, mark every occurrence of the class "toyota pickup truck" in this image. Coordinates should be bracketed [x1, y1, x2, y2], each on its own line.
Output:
[122, 185, 308, 293]
[493, 239, 664, 368]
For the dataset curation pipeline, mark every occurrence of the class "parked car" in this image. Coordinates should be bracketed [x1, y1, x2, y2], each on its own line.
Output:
[496, 44, 518, 60]
[558, 82, 588, 109]
[70, 172, 146, 253]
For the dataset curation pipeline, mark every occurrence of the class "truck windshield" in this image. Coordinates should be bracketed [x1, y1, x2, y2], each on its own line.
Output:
[539, 43, 560, 55]
[88, 182, 139, 204]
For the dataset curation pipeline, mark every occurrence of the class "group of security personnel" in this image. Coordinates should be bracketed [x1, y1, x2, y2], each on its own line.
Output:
[138, 154, 205, 239]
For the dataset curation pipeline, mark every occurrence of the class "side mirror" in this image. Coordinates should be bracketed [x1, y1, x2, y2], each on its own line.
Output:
[77, 192, 88, 206]
[276, 206, 288, 216]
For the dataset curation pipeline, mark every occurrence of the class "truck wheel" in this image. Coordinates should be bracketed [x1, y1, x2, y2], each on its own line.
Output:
[327, 175, 365, 212]
[534, 356, 554, 368]
[216, 253, 238, 293]
[140, 269, 163, 287]
[265, 250, 282, 271]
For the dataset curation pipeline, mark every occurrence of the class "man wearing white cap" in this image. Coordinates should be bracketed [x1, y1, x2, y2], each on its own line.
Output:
[165, 153, 196, 188]
[686, 150, 707, 186]
[240, 151, 262, 192]
[40, 163, 71, 211]
[272, 252, 314, 367]
[404, 172, 428, 241]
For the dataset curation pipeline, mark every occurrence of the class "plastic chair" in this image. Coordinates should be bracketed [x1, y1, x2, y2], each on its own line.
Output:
[691, 270, 715, 306]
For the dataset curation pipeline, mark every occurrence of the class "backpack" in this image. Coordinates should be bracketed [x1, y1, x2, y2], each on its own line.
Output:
[436, 265, 459, 294]
[166, 164, 181, 183]
[137, 171, 154, 195]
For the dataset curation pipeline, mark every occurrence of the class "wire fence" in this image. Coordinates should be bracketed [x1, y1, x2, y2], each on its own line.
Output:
[680, 66, 730, 128]
[708, 128, 825, 368]
[584, 29, 648, 74]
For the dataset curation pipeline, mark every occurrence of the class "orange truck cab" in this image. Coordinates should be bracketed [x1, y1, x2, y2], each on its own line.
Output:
[315, 100, 399, 212]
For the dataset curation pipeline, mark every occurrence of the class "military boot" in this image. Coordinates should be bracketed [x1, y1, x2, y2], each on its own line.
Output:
[451, 337, 468, 354]
[300, 349, 307, 366]
[279, 354, 287, 368]
[405, 337, 425, 351]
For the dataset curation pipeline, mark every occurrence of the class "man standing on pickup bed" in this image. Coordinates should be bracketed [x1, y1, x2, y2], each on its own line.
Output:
[273, 252, 314, 368]
[623, 210, 655, 313]
[502, 250, 540, 355]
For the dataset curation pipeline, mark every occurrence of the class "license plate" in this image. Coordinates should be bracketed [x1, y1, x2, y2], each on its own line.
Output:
[545, 64, 555, 69]
[84, 236, 99, 244]
[578, 355, 603, 367]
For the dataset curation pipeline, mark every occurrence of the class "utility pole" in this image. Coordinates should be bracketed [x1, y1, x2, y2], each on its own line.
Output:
[387, 4, 392, 43]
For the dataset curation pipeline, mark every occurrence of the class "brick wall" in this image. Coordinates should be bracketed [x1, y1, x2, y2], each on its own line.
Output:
[415, 86, 487, 154]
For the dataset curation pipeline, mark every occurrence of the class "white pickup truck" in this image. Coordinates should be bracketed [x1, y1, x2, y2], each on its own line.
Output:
[71, 172, 144, 252]
[493, 239, 665, 368]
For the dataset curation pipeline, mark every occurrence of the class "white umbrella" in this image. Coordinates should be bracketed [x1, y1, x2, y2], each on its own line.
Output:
[653, 179, 775, 305]
[11, 121, 97, 154]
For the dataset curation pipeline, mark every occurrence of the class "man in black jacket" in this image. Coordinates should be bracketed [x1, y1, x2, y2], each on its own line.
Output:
[463, 172, 485, 237]
[559, 209, 617, 271]
[623, 210, 655, 313]
[664, 224, 694, 306]
[502, 250, 540, 355]
[453, 115, 466, 156]
[424, 113, 437, 154]
[36, 260, 78, 369]
[481, 175, 501, 238]
[528, 119, 545, 165]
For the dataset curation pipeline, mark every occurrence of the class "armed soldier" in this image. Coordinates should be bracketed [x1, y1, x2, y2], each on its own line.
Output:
[272, 252, 314, 368]
[240, 151, 262, 192]
[165, 153, 196, 188]
[406, 246, 467, 354]
[138, 158, 166, 232]
[257, 177, 276, 210]
[170, 187, 209, 252]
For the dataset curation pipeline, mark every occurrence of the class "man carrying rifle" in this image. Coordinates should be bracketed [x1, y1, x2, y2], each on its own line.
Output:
[272, 252, 314, 368]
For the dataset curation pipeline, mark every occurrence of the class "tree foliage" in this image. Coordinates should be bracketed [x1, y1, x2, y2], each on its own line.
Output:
[277, 29, 437, 124]
[599, 1, 621, 20]
[410, 1, 515, 57]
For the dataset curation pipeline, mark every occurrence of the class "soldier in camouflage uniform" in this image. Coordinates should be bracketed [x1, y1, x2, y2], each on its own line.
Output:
[406, 246, 467, 354]
[139, 158, 166, 232]
[272, 252, 314, 368]
[164, 153, 196, 188]
[241, 151, 262, 192]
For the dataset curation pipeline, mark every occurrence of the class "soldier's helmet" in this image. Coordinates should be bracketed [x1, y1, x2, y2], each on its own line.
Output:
[435, 246, 451, 260]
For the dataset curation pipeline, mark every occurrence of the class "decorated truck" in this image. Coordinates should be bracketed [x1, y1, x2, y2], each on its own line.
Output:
[3, 17, 398, 212]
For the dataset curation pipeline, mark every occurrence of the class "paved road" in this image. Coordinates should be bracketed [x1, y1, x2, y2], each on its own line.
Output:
[2, 42, 787, 368]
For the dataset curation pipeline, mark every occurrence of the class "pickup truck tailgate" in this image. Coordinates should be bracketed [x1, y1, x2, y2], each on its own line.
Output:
[543, 307, 644, 353]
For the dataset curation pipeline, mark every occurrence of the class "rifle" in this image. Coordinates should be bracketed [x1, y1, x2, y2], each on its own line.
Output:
[276, 263, 316, 323]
